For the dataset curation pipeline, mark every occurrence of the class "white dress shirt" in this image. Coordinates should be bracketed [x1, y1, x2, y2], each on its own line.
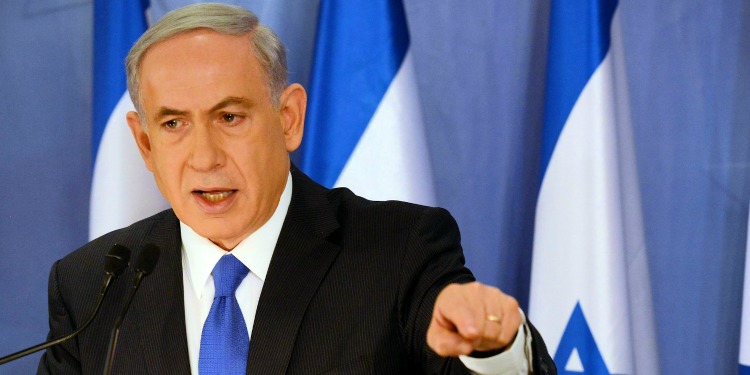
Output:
[180, 172, 530, 374]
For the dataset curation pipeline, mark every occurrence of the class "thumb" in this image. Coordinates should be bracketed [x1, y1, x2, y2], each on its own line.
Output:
[426, 315, 474, 357]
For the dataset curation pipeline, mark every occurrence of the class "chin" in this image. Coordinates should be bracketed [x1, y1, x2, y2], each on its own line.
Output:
[195, 222, 231, 238]
[201, 223, 245, 248]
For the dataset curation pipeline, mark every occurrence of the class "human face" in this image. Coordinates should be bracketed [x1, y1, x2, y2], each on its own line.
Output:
[127, 30, 306, 250]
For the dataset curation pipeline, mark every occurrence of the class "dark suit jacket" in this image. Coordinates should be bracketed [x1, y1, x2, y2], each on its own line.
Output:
[38, 168, 556, 374]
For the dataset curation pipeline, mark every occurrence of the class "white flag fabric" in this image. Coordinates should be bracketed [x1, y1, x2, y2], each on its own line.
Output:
[90, 1, 168, 240]
[529, 1, 659, 374]
[299, 0, 435, 206]
[740, 206, 750, 375]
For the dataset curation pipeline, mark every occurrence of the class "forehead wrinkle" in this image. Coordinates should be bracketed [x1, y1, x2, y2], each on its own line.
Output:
[138, 31, 269, 124]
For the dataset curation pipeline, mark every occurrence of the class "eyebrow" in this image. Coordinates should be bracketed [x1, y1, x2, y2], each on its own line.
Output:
[153, 97, 252, 120]
[208, 96, 253, 113]
[154, 107, 188, 120]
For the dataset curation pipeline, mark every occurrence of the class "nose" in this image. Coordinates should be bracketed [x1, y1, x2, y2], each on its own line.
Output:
[187, 124, 225, 172]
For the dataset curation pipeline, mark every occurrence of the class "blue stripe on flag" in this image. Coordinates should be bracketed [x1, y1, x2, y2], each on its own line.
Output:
[92, 0, 149, 163]
[540, 0, 618, 175]
[300, 0, 409, 187]
[741, 364, 750, 375]
[531, 0, 659, 373]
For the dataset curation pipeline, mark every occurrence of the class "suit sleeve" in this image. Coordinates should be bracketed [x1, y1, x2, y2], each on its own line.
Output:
[397, 207, 556, 375]
[396, 207, 475, 374]
[37, 260, 82, 375]
[527, 321, 557, 374]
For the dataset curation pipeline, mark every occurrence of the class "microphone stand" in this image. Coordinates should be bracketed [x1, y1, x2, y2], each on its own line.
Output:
[102, 243, 160, 375]
[0, 244, 131, 365]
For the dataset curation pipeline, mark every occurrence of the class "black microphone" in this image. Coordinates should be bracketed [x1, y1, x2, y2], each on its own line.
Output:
[102, 243, 160, 375]
[0, 244, 131, 365]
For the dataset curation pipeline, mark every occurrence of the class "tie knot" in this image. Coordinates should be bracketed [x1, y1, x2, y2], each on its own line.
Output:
[211, 254, 249, 297]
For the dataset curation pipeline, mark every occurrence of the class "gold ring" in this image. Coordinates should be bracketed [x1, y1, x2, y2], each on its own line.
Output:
[486, 314, 501, 323]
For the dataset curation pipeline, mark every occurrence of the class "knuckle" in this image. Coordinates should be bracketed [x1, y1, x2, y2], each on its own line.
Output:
[469, 282, 484, 291]
[507, 296, 519, 310]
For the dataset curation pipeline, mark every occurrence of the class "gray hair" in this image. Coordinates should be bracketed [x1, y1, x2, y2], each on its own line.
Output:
[125, 3, 288, 121]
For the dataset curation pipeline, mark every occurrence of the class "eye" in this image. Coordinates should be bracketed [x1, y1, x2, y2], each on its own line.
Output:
[222, 113, 237, 123]
[219, 113, 244, 127]
[163, 119, 182, 129]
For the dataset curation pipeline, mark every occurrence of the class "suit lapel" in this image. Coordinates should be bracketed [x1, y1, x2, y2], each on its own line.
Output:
[118, 170, 338, 374]
[247, 169, 341, 375]
[130, 210, 192, 374]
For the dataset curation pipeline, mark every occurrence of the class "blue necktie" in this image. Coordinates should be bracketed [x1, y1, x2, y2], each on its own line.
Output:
[199, 254, 250, 375]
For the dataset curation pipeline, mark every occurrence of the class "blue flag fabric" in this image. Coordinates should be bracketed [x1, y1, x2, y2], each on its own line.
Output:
[529, 1, 659, 374]
[539, 0, 617, 174]
[93, 0, 149, 162]
[90, 0, 168, 239]
[299, 0, 435, 205]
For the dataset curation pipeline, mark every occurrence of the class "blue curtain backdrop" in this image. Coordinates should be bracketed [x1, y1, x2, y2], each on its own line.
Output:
[0, 1, 747, 374]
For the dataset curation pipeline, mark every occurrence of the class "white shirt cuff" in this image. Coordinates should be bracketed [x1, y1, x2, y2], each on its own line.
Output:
[458, 309, 533, 375]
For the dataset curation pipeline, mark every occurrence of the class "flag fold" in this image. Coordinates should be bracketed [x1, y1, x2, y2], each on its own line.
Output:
[529, 1, 659, 374]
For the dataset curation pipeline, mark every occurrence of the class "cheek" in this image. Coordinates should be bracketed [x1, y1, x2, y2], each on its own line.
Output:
[232, 126, 283, 162]
[149, 147, 185, 193]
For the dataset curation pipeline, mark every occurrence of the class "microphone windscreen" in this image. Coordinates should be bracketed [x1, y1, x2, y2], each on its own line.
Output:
[104, 244, 131, 277]
[135, 243, 161, 275]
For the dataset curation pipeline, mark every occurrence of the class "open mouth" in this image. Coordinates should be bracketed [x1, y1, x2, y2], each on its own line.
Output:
[194, 190, 236, 203]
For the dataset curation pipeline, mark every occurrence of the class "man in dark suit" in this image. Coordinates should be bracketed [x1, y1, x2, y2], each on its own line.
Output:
[39, 3, 555, 374]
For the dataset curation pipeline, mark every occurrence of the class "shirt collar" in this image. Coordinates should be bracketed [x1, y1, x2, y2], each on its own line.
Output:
[180, 172, 293, 298]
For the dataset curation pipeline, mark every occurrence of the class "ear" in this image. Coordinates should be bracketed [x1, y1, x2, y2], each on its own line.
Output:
[278, 83, 306, 152]
[126, 111, 155, 172]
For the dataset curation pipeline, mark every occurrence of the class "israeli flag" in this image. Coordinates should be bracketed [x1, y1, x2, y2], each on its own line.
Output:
[740, 206, 750, 375]
[91, 1, 168, 240]
[300, 0, 435, 206]
[528, 1, 659, 374]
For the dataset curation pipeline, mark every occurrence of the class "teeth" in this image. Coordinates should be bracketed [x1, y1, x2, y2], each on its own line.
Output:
[202, 191, 232, 202]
